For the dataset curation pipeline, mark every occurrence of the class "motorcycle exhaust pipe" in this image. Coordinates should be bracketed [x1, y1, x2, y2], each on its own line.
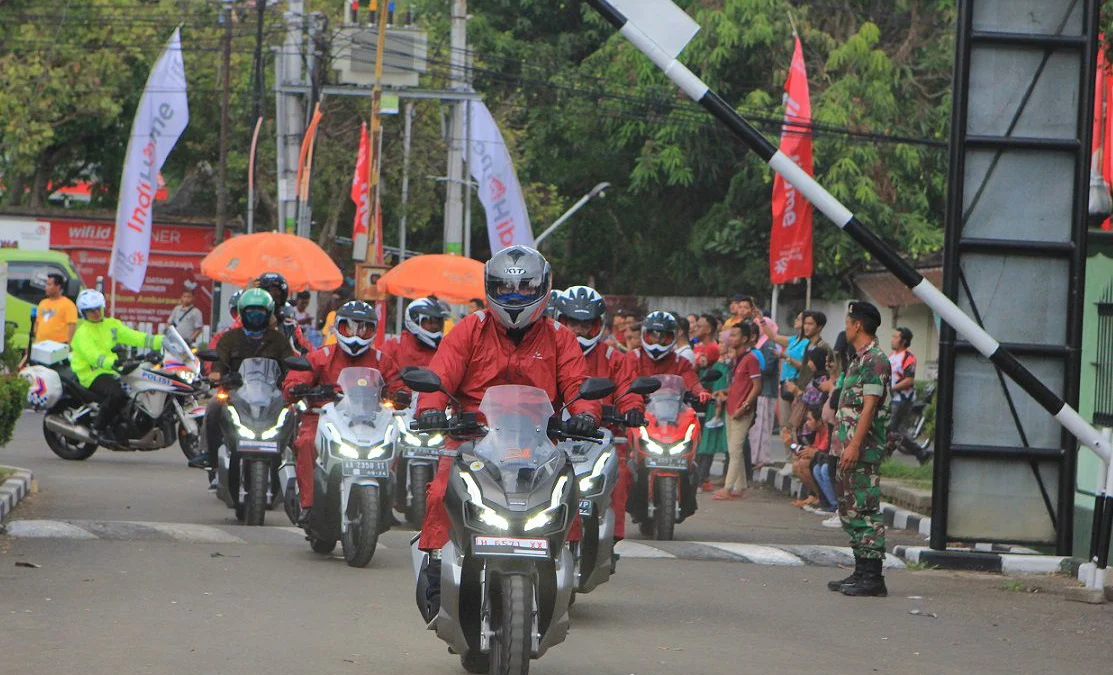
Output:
[44, 414, 96, 445]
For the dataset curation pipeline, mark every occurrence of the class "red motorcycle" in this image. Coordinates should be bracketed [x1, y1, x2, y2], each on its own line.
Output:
[628, 375, 702, 540]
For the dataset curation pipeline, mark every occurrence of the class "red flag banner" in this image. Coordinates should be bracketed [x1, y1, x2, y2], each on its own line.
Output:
[351, 122, 372, 259]
[1093, 38, 1113, 231]
[770, 35, 814, 283]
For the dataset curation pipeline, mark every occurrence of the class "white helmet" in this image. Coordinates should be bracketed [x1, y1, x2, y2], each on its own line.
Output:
[641, 311, 678, 361]
[334, 301, 377, 357]
[76, 289, 106, 319]
[556, 285, 607, 354]
[404, 297, 449, 349]
[484, 245, 552, 330]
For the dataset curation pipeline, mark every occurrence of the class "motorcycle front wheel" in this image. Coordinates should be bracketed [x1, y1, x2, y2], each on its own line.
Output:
[490, 573, 534, 675]
[177, 425, 201, 461]
[653, 476, 678, 541]
[43, 414, 98, 461]
[341, 484, 380, 567]
[243, 460, 269, 526]
[407, 462, 432, 529]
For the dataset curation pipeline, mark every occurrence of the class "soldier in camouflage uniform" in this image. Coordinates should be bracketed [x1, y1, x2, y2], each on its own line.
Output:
[827, 301, 892, 597]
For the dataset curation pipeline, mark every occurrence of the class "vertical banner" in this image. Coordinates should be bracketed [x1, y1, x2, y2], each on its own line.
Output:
[769, 35, 814, 284]
[1093, 38, 1113, 231]
[351, 122, 372, 260]
[467, 100, 534, 253]
[110, 28, 189, 292]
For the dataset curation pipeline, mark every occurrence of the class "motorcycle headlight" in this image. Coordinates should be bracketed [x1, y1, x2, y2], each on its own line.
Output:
[177, 369, 197, 384]
[578, 451, 613, 494]
[336, 442, 360, 459]
[460, 471, 509, 531]
[259, 408, 291, 441]
[639, 426, 665, 455]
[525, 475, 569, 532]
[669, 423, 698, 455]
[227, 406, 256, 440]
[397, 418, 444, 447]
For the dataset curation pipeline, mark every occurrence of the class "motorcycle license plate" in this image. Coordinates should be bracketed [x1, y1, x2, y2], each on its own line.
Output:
[473, 535, 550, 559]
[578, 499, 593, 517]
[403, 446, 441, 460]
[645, 456, 688, 470]
[238, 439, 279, 453]
[342, 459, 389, 478]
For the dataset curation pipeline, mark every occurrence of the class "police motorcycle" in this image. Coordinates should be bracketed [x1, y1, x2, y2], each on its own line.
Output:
[404, 368, 615, 675]
[562, 377, 660, 596]
[392, 396, 447, 528]
[33, 326, 206, 461]
[284, 367, 401, 567]
[197, 352, 311, 526]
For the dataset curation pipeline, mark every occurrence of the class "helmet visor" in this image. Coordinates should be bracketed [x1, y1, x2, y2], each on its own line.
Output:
[643, 329, 676, 347]
[419, 316, 445, 333]
[487, 277, 547, 308]
[241, 307, 270, 331]
[337, 318, 375, 339]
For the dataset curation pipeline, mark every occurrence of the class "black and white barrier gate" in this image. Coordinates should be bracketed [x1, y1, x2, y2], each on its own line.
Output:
[587, 0, 1113, 587]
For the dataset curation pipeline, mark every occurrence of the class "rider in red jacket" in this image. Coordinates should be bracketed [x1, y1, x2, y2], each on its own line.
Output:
[414, 247, 600, 622]
[625, 310, 710, 524]
[555, 285, 645, 541]
[381, 297, 447, 371]
[282, 301, 408, 525]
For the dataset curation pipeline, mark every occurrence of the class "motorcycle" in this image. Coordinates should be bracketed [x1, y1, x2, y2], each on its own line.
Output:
[199, 354, 311, 526]
[39, 326, 206, 461]
[404, 368, 615, 675]
[628, 374, 703, 541]
[285, 367, 400, 567]
[392, 397, 449, 528]
[563, 377, 660, 596]
[892, 383, 935, 464]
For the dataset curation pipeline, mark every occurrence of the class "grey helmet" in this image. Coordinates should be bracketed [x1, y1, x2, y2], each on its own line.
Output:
[484, 245, 552, 330]
[556, 285, 607, 354]
[404, 297, 448, 349]
[228, 290, 243, 319]
[641, 310, 678, 361]
[543, 290, 560, 319]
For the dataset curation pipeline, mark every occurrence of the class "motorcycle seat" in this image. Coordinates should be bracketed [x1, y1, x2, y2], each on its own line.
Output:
[56, 366, 100, 404]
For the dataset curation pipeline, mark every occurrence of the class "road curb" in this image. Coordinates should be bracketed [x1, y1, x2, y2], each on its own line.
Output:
[754, 464, 932, 538]
[893, 546, 1070, 574]
[0, 465, 36, 527]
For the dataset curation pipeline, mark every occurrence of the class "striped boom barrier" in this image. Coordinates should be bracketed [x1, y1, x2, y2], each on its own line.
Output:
[586, 0, 1112, 467]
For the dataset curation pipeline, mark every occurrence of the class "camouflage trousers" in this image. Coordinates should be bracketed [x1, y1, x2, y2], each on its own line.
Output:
[836, 461, 885, 560]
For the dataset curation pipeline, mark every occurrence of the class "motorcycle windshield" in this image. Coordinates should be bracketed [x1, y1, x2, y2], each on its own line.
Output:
[162, 326, 199, 371]
[231, 358, 284, 422]
[473, 385, 560, 494]
[336, 367, 384, 425]
[646, 374, 686, 425]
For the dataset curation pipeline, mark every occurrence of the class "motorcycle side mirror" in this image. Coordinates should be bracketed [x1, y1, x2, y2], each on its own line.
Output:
[628, 376, 661, 396]
[402, 367, 444, 394]
[283, 356, 313, 372]
[65, 277, 81, 300]
[196, 349, 220, 363]
[578, 377, 616, 401]
[699, 369, 720, 386]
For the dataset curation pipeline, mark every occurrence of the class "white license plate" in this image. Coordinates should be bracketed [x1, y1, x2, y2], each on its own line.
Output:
[578, 499, 593, 517]
[403, 446, 441, 459]
[645, 456, 688, 470]
[239, 439, 279, 453]
[473, 536, 550, 558]
[342, 459, 389, 477]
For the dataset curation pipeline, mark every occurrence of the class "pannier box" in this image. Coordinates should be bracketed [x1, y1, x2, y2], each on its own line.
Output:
[31, 340, 71, 365]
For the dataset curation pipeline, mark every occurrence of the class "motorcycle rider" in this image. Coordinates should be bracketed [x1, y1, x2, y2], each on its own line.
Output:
[282, 300, 409, 526]
[69, 289, 164, 445]
[188, 289, 295, 471]
[555, 285, 645, 543]
[256, 272, 313, 355]
[414, 245, 601, 622]
[381, 296, 447, 370]
[625, 310, 711, 523]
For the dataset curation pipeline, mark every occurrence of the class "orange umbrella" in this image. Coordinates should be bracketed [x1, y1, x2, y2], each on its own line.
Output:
[376, 254, 484, 304]
[200, 232, 343, 291]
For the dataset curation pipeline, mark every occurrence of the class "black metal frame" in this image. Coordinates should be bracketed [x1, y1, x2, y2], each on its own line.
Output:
[935, 0, 1096, 555]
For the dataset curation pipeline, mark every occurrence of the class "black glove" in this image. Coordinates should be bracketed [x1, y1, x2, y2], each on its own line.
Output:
[416, 409, 448, 431]
[289, 384, 312, 399]
[565, 413, 598, 438]
[392, 390, 413, 408]
[145, 352, 162, 364]
[624, 409, 646, 428]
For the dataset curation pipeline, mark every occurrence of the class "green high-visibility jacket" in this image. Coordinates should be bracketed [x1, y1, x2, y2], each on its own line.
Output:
[70, 318, 164, 388]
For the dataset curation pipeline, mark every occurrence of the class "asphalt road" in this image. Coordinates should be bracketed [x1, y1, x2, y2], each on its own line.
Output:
[3, 413, 1111, 675]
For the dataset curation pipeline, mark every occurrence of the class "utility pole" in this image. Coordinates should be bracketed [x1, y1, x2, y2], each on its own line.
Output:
[276, 0, 306, 234]
[214, 0, 234, 326]
[443, 0, 467, 255]
[365, 0, 389, 263]
[396, 101, 414, 332]
[250, 0, 267, 121]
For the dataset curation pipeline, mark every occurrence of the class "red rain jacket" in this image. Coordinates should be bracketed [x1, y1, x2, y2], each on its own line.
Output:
[625, 347, 708, 396]
[282, 343, 405, 402]
[583, 343, 644, 414]
[381, 331, 437, 371]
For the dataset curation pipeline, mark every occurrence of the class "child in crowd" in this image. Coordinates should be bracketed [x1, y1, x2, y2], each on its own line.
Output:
[695, 343, 729, 491]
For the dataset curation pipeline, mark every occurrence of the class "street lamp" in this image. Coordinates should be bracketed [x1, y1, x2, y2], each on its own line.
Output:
[533, 182, 611, 248]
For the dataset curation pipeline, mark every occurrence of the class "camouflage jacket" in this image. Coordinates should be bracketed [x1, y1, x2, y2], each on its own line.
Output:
[836, 338, 892, 465]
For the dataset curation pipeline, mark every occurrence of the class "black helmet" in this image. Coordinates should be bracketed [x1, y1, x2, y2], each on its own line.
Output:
[484, 245, 552, 330]
[256, 272, 289, 307]
[334, 300, 377, 357]
[641, 310, 678, 361]
[405, 297, 449, 349]
[556, 285, 607, 353]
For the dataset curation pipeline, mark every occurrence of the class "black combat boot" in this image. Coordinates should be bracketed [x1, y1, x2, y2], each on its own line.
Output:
[827, 557, 862, 592]
[841, 557, 888, 597]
